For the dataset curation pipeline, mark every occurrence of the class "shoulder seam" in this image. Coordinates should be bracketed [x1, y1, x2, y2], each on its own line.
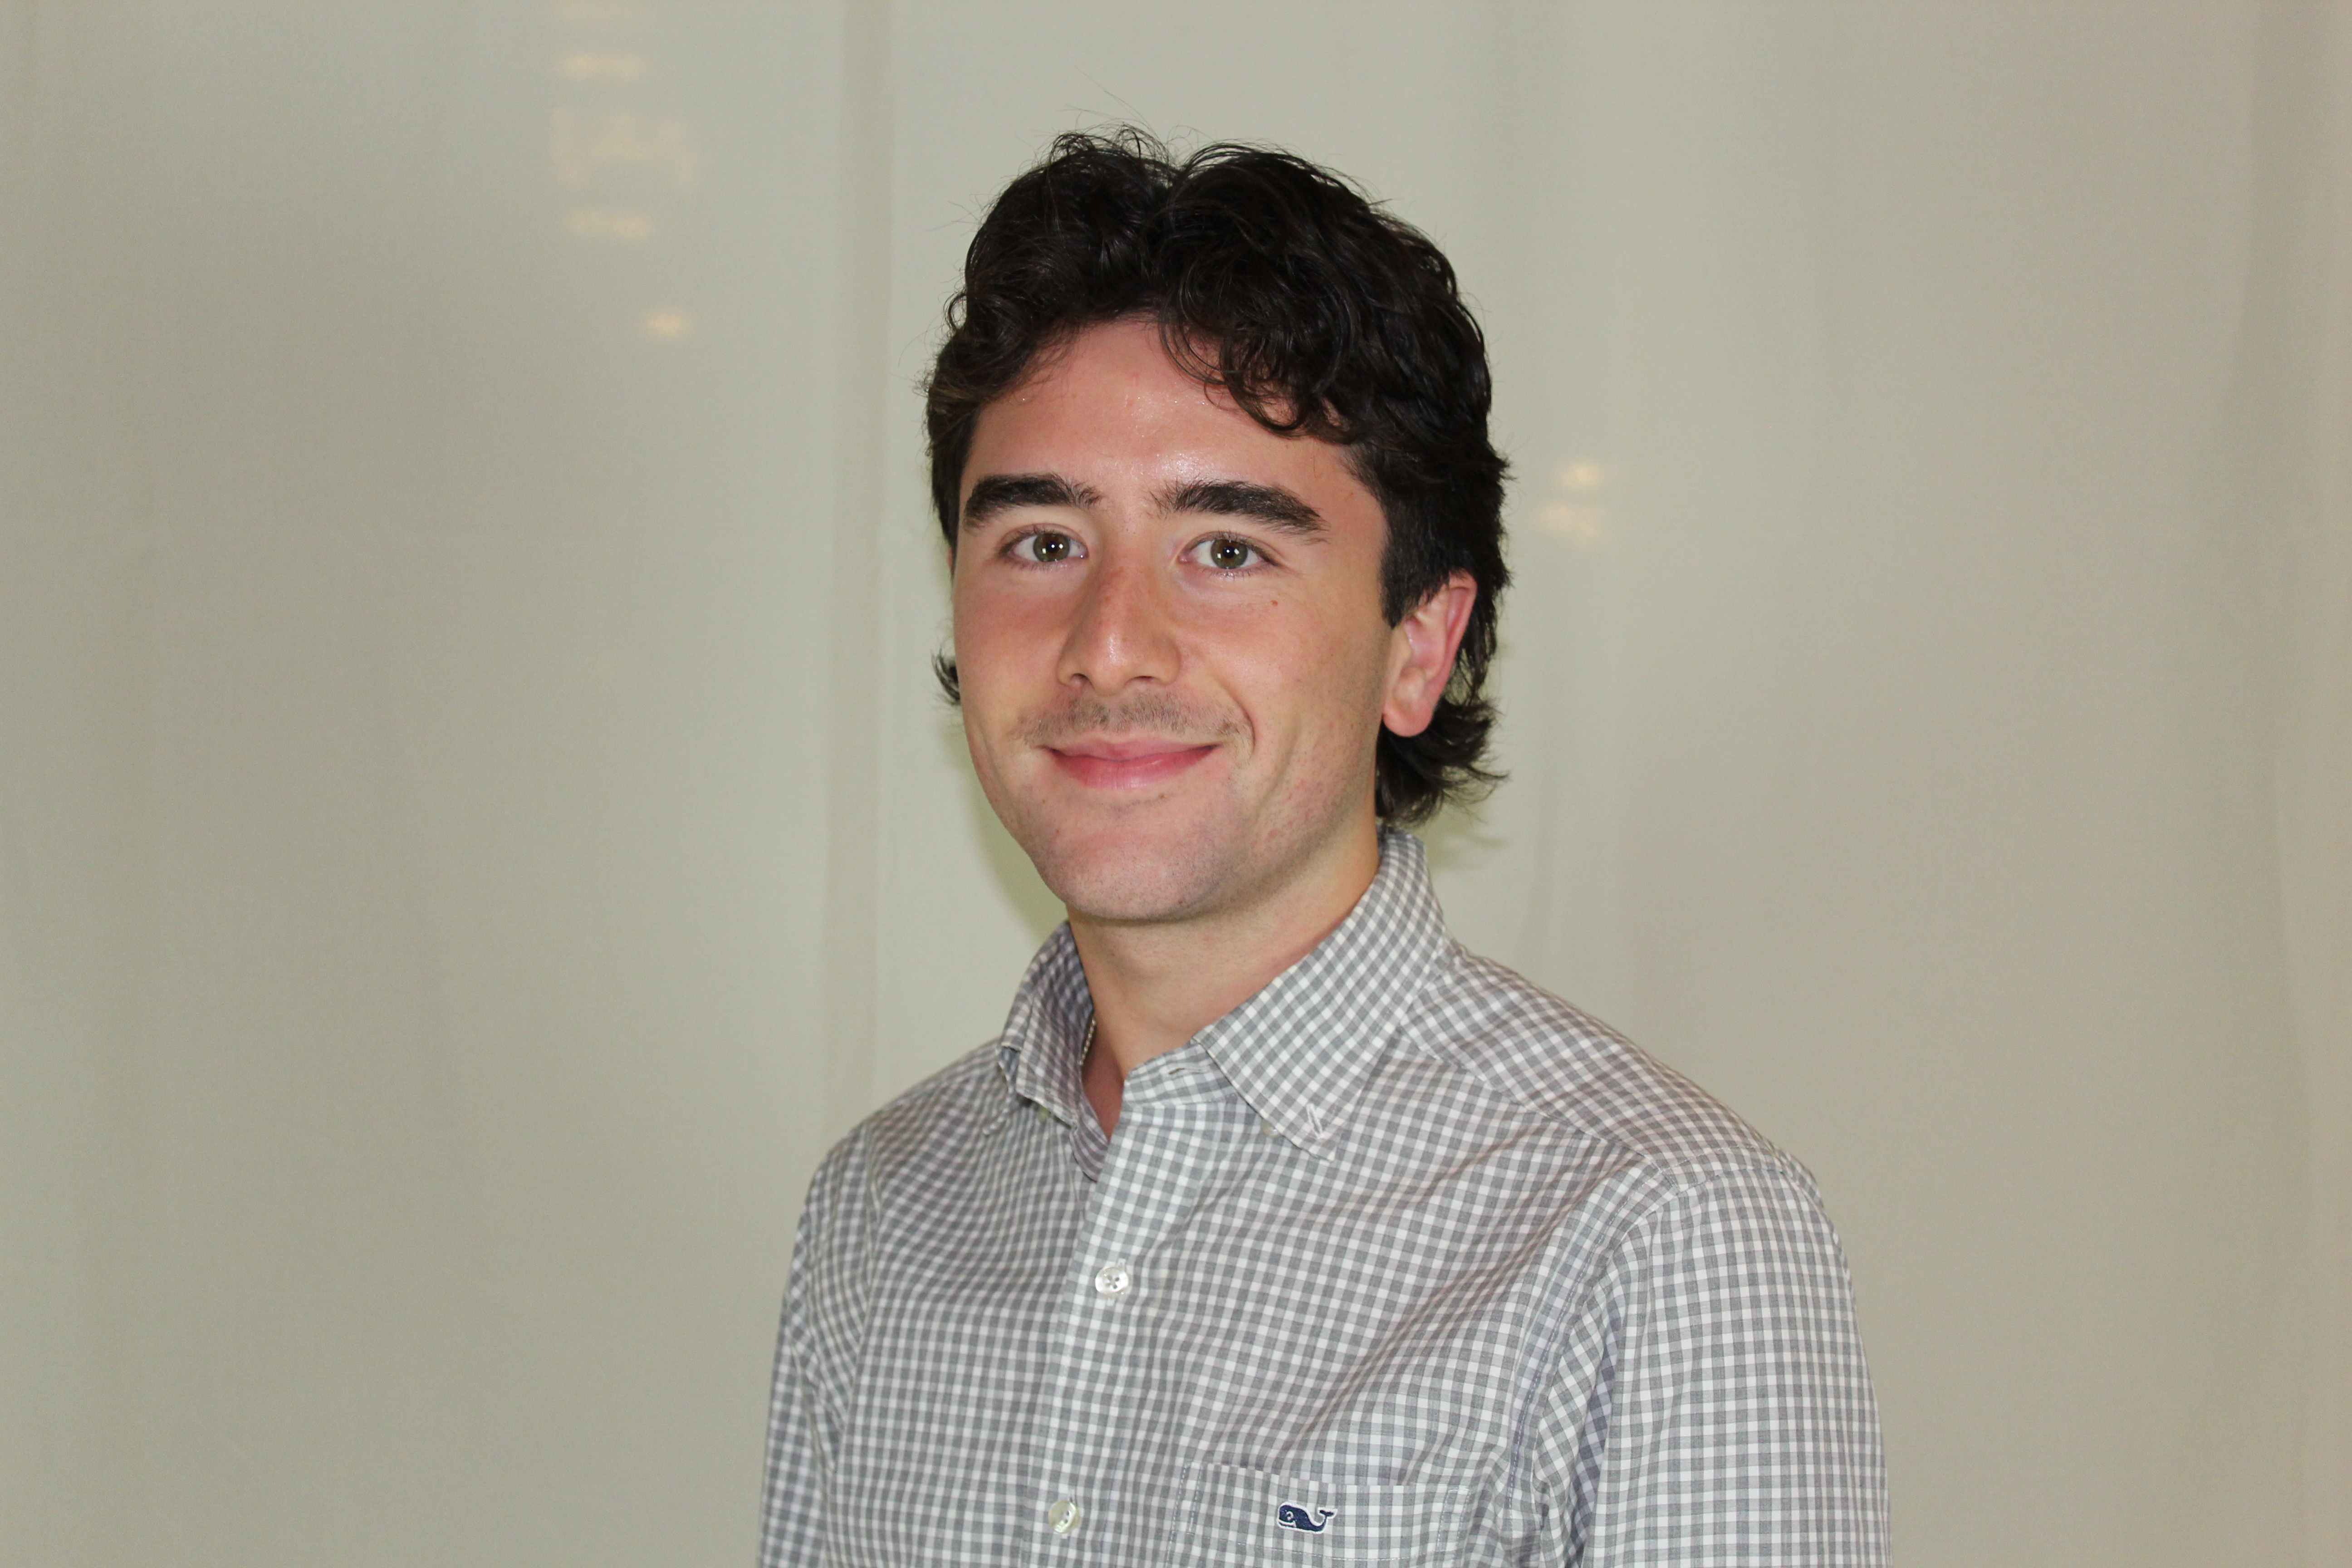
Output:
[1406, 946, 1789, 1188]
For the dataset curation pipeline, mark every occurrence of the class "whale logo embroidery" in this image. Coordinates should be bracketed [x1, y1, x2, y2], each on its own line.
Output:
[1275, 1504, 1336, 1533]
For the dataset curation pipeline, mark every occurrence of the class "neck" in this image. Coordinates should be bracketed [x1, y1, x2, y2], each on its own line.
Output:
[1073, 818, 1383, 1134]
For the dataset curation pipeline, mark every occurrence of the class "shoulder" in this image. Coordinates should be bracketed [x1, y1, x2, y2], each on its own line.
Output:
[1406, 943, 1817, 1200]
[804, 1038, 1012, 1217]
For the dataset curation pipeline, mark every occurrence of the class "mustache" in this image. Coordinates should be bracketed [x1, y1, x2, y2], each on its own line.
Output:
[1014, 691, 1245, 749]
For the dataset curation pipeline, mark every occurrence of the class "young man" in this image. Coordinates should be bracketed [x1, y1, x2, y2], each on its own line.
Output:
[761, 131, 1886, 1566]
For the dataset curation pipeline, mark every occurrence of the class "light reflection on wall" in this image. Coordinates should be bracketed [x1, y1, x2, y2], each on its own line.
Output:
[547, 0, 696, 341]
[551, 108, 699, 193]
[1539, 460, 1608, 548]
[555, 51, 649, 85]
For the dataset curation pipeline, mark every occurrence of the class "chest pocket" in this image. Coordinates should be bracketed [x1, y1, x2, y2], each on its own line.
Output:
[1169, 1462, 1473, 1568]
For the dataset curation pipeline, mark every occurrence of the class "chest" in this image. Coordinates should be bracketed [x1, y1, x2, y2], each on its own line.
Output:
[819, 1086, 1609, 1567]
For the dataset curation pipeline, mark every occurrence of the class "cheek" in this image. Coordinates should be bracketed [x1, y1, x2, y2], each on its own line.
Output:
[1230, 601, 1394, 758]
[952, 580, 1052, 697]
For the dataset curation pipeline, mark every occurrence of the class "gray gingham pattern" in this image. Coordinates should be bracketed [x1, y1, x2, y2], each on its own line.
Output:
[763, 832, 1886, 1567]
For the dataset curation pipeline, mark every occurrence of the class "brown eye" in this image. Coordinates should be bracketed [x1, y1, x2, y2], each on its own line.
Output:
[1014, 531, 1078, 564]
[1201, 536, 1258, 571]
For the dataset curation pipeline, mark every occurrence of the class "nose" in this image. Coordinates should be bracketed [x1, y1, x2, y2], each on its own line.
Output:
[1057, 550, 1180, 693]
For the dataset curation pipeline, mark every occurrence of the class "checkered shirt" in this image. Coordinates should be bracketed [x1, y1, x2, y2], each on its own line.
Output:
[761, 830, 1887, 1566]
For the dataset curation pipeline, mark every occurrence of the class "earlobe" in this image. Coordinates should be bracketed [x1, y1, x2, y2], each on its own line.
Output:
[1380, 573, 1477, 738]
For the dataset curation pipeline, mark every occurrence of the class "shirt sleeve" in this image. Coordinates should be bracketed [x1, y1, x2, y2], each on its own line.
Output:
[758, 1144, 864, 1568]
[1529, 1161, 1889, 1567]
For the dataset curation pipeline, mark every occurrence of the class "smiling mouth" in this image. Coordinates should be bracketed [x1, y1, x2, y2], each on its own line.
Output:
[1045, 738, 1219, 789]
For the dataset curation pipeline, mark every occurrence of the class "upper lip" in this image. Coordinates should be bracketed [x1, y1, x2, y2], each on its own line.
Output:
[1045, 736, 1213, 760]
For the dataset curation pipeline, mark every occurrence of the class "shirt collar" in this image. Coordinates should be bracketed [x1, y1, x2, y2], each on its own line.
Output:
[996, 922, 1095, 1130]
[995, 828, 1450, 1157]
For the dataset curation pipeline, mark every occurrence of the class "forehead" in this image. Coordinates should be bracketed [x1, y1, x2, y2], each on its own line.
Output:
[961, 319, 1376, 513]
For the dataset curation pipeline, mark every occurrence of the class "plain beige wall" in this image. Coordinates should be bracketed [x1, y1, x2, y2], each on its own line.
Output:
[4, 3, 2346, 1565]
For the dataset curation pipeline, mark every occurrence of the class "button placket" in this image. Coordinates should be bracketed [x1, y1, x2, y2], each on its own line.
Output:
[1027, 1060, 1230, 1560]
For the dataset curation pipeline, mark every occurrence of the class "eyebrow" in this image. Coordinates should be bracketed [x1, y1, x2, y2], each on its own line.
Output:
[958, 472, 1327, 537]
[1156, 479, 1325, 536]
[960, 472, 1102, 531]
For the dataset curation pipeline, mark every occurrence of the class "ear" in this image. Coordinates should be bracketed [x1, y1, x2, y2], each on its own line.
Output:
[1380, 572, 1478, 738]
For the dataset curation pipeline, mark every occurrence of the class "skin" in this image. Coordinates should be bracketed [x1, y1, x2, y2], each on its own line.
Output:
[951, 318, 1475, 1134]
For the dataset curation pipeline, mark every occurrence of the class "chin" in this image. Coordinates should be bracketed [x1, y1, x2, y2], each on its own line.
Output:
[975, 739, 1371, 928]
[1019, 811, 1243, 925]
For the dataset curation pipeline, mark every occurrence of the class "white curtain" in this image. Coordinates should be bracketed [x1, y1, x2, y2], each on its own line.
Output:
[3, 4, 2345, 1564]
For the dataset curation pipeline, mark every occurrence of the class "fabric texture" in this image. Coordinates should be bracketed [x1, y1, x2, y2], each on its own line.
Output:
[761, 830, 1887, 1566]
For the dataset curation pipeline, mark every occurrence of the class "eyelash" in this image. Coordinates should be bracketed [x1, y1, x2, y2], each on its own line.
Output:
[1186, 535, 1267, 572]
[1003, 529, 1083, 565]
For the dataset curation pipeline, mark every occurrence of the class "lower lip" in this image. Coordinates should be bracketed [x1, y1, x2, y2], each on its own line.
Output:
[1048, 745, 1217, 789]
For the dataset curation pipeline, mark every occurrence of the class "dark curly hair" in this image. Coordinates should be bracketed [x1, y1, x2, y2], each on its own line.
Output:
[927, 128, 1509, 826]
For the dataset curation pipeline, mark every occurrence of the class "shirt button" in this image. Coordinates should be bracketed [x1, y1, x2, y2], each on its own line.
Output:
[1047, 1498, 1082, 1534]
[1093, 1260, 1131, 1298]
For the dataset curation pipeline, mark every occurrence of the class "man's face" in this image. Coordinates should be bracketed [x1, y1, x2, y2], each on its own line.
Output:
[951, 318, 1445, 927]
